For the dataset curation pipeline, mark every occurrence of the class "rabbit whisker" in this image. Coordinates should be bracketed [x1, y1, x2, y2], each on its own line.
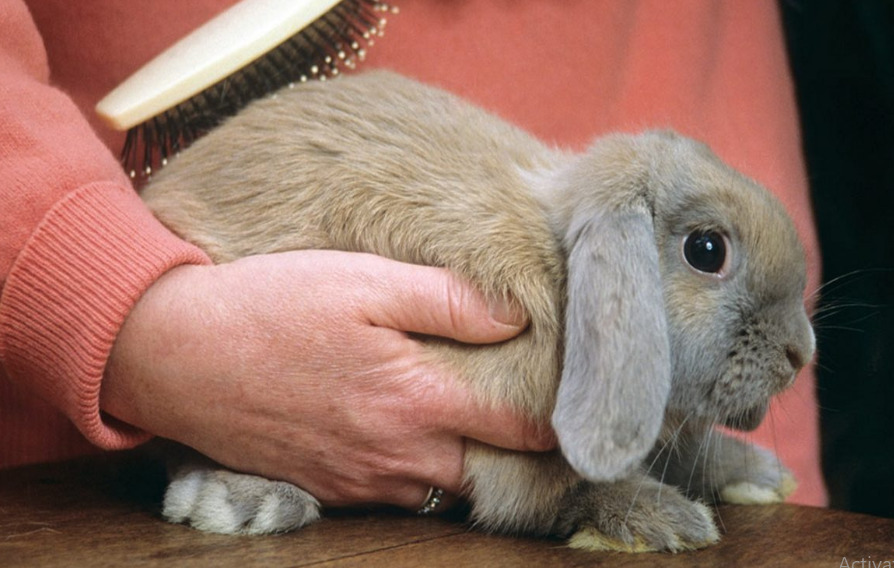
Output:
[623, 419, 692, 524]
[809, 267, 894, 300]
[685, 417, 715, 501]
[707, 424, 723, 505]
[652, 415, 693, 503]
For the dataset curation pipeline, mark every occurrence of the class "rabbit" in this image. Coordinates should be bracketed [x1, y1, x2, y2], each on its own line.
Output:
[139, 70, 815, 552]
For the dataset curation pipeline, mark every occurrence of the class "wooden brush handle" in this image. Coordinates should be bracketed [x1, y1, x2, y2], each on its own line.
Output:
[96, 0, 341, 130]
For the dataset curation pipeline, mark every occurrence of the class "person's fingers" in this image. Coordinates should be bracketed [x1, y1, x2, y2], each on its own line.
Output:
[394, 477, 461, 513]
[426, 382, 557, 453]
[319, 434, 466, 512]
[357, 256, 529, 344]
[408, 486, 459, 514]
[460, 403, 557, 452]
[373, 483, 459, 513]
[396, 400, 555, 512]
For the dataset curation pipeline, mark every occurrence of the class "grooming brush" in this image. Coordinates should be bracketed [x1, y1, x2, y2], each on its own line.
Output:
[95, 0, 397, 179]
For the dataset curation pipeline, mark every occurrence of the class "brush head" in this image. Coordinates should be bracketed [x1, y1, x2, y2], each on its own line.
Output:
[96, 0, 397, 180]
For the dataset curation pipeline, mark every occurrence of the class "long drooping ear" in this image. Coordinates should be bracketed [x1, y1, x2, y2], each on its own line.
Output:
[551, 203, 671, 481]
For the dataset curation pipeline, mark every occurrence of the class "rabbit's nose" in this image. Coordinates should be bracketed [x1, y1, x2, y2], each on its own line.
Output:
[785, 345, 806, 371]
[783, 312, 815, 373]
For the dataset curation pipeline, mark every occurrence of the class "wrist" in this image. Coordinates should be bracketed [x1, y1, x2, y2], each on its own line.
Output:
[102, 263, 207, 439]
[0, 183, 211, 449]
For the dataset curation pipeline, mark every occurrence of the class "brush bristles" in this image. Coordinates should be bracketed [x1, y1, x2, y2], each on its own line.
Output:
[123, 0, 398, 180]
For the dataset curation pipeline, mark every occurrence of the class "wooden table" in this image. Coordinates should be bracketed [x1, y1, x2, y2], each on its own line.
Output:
[1, 451, 892, 567]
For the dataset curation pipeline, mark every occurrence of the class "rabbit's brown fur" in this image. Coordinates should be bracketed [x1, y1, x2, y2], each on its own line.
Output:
[144, 71, 814, 551]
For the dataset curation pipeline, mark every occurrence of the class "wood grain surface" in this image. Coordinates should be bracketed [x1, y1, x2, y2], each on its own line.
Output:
[1, 451, 891, 567]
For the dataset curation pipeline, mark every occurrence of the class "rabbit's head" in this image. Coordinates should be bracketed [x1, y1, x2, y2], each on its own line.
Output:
[542, 131, 814, 482]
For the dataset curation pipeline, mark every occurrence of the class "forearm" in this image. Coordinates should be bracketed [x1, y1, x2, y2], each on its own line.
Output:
[0, 0, 211, 450]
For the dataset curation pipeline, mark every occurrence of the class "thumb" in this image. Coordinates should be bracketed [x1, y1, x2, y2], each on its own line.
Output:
[362, 258, 529, 344]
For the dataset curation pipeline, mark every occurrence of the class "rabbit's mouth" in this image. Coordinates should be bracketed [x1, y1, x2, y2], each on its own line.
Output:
[721, 401, 769, 431]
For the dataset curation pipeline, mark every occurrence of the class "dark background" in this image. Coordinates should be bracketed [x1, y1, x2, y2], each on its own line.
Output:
[781, 0, 894, 518]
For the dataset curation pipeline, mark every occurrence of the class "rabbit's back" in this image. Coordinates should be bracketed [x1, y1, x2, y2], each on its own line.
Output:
[142, 71, 568, 418]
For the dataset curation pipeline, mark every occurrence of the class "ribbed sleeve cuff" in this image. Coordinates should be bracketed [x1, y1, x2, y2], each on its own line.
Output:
[0, 182, 211, 449]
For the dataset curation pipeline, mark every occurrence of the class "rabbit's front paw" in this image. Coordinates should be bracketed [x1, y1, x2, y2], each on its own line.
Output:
[163, 465, 321, 535]
[717, 454, 797, 505]
[712, 438, 797, 505]
[556, 476, 719, 553]
[720, 476, 797, 505]
[652, 430, 797, 505]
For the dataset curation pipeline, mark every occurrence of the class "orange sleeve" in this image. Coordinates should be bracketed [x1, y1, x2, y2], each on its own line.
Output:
[0, 0, 211, 465]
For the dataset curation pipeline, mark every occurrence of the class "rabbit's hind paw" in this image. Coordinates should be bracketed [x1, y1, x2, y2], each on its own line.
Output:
[163, 465, 321, 535]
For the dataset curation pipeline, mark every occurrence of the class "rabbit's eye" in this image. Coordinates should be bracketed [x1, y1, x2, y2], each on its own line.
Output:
[683, 230, 727, 274]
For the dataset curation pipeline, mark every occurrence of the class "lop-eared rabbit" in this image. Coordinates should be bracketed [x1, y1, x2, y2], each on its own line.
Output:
[141, 71, 814, 552]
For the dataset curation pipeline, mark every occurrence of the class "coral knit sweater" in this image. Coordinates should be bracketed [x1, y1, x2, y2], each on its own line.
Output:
[0, 0, 826, 505]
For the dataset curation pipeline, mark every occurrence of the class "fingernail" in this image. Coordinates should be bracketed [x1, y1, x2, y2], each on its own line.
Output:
[489, 297, 528, 328]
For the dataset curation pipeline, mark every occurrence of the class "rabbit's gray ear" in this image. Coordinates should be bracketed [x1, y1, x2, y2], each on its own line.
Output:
[551, 204, 671, 481]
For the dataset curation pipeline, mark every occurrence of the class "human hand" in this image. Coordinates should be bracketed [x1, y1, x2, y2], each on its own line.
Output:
[102, 249, 555, 510]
